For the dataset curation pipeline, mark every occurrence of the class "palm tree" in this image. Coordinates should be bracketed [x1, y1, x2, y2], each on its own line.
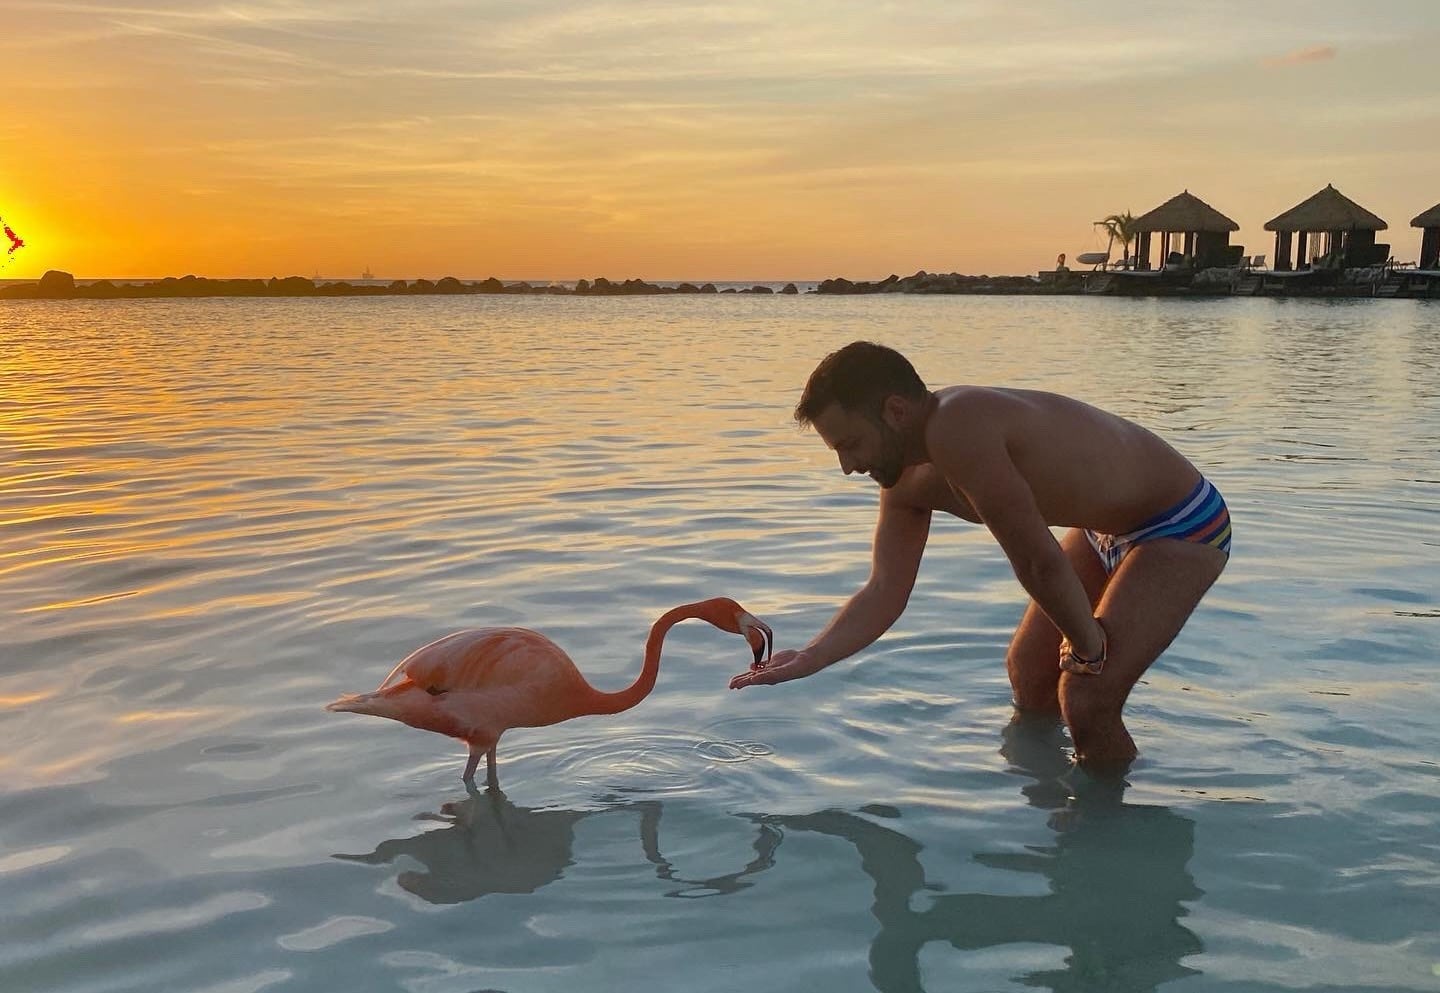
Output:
[1093, 211, 1137, 268]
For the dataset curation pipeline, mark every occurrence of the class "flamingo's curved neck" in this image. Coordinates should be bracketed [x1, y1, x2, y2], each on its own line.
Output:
[587, 602, 710, 715]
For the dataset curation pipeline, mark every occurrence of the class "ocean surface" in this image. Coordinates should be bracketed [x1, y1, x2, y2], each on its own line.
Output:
[1, 294, 1437, 993]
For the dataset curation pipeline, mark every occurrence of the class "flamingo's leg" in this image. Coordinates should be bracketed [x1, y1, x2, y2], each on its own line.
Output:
[462, 740, 500, 788]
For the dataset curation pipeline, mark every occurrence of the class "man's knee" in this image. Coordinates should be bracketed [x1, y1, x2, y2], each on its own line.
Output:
[1006, 652, 1060, 713]
[1012, 690, 1061, 715]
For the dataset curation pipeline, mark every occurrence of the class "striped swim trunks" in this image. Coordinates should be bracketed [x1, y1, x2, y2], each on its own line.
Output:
[1085, 476, 1232, 575]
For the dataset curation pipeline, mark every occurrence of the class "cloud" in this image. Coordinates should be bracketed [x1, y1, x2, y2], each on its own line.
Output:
[1265, 44, 1337, 67]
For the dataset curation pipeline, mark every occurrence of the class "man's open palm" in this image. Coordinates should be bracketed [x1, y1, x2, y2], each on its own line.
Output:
[729, 648, 825, 689]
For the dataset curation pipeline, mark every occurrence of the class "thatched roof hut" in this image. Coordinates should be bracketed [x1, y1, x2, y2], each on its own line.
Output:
[1129, 191, 1240, 270]
[1266, 184, 1387, 234]
[1132, 191, 1240, 234]
[1413, 202, 1440, 270]
[1265, 185, 1389, 270]
[1409, 203, 1440, 228]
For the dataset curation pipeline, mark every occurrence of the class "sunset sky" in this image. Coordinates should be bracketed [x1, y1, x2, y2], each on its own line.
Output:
[2, 0, 1437, 281]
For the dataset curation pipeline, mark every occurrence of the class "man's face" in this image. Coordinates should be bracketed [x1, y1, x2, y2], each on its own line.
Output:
[812, 403, 907, 488]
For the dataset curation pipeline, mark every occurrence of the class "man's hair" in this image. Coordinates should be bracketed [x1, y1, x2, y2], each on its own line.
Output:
[794, 341, 927, 427]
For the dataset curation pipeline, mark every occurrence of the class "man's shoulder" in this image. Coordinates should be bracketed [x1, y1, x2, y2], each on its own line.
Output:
[928, 386, 1011, 452]
[936, 383, 1054, 409]
[922, 388, 1034, 497]
[933, 384, 1023, 424]
[935, 383, 995, 405]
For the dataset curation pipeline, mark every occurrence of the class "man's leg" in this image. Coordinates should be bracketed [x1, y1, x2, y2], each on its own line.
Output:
[1006, 528, 1109, 712]
[1060, 539, 1228, 769]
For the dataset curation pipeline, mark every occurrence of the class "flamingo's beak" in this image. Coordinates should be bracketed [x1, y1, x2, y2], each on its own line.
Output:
[741, 615, 773, 666]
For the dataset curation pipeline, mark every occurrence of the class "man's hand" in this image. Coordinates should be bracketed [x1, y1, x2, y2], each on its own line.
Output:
[729, 648, 826, 689]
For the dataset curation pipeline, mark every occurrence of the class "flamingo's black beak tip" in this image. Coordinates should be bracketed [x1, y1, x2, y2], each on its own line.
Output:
[749, 624, 773, 666]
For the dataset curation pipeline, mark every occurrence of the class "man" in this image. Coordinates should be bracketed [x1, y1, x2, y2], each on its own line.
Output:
[730, 341, 1231, 769]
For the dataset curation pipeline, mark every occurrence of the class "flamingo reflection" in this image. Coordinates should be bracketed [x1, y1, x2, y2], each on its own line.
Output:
[334, 717, 1200, 991]
[334, 785, 780, 905]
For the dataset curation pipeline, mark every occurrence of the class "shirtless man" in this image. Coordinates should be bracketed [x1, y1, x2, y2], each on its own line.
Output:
[729, 341, 1231, 769]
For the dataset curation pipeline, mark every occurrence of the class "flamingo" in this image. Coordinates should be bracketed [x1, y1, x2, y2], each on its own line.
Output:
[326, 597, 772, 788]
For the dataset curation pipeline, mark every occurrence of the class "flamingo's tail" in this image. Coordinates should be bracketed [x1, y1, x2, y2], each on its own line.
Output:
[325, 692, 372, 714]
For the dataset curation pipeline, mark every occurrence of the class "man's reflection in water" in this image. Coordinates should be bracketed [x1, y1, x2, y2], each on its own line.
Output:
[759, 715, 1203, 993]
[333, 785, 780, 904]
[336, 717, 1200, 991]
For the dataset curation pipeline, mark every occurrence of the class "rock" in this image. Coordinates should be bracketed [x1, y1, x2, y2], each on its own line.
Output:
[781, 283, 798, 294]
[81, 279, 119, 299]
[435, 276, 465, 293]
[268, 275, 316, 295]
[38, 270, 76, 297]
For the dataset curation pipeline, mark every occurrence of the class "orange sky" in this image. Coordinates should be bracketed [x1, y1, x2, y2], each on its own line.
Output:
[2, 2, 1437, 281]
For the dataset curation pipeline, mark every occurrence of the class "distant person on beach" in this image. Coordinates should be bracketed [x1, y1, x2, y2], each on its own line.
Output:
[729, 341, 1231, 769]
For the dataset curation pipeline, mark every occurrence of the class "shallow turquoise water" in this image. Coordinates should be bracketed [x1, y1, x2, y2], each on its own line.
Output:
[1, 295, 1437, 992]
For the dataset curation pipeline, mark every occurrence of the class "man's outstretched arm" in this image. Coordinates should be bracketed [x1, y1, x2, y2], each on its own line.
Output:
[730, 495, 930, 689]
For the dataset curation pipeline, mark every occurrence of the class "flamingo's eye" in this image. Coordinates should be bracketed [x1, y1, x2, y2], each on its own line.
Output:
[426, 686, 446, 696]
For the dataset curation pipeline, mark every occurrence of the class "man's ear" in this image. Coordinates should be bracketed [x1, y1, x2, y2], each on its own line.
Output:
[880, 393, 908, 429]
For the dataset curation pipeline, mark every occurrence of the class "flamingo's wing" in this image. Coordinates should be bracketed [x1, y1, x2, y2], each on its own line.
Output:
[384, 627, 574, 693]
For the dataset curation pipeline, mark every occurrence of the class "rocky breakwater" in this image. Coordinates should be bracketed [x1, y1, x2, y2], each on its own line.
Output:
[816, 270, 1047, 294]
[1, 272, 803, 300]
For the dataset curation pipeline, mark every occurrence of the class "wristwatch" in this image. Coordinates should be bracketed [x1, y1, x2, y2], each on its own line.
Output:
[1059, 623, 1107, 676]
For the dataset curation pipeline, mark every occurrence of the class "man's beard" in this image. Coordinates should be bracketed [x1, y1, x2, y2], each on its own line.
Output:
[868, 420, 906, 488]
